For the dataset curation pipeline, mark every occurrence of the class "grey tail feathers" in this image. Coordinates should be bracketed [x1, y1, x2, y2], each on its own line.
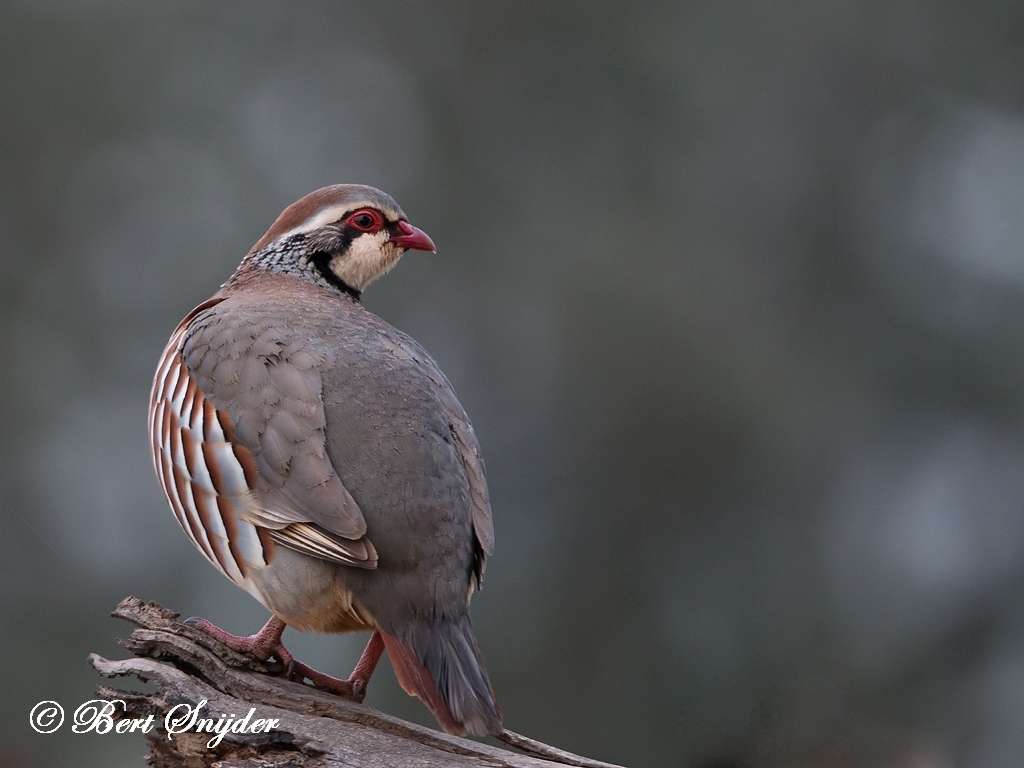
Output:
[380, 616, 502, 737]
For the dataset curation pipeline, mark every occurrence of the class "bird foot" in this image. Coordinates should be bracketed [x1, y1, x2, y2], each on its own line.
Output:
[284, 659, 366, 702]
[185, 616, 291, 665]
[184, 616, 380, 704]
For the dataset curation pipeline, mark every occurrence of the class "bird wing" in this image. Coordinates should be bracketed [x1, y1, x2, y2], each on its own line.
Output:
[437, 372, 495, 588]
[151, 298, 377, 572]
[438, 382, 495, 557]
[393, 339, 494, 580]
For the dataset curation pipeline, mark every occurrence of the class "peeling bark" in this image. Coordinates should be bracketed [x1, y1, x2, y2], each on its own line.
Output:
[88, 597, 625, 768]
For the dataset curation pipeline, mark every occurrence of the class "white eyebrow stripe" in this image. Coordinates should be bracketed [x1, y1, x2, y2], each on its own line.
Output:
[276, 202, 380, 241]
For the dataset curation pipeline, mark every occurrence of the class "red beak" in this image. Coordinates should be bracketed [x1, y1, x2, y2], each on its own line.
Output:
[390, 221, 436, 252]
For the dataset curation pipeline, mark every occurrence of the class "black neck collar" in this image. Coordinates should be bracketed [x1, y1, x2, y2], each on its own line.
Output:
[310, 251, 362, 301]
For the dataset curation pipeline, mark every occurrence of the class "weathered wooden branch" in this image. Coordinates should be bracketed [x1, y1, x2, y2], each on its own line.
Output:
[88, 597, 625, 768]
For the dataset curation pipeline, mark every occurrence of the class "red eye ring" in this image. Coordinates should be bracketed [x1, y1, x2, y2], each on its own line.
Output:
[346, 208, 384, 233]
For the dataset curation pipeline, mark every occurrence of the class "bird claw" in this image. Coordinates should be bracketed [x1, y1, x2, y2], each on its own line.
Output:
[262, 658, 286, 675]
[349, 679, 368, 704]
[285, 659, 363, 702]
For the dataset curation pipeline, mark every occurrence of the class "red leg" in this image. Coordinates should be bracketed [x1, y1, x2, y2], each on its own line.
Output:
[285, 630, 384, 703]
[348, 631, 385, 701]
[186, 617, 384, 704]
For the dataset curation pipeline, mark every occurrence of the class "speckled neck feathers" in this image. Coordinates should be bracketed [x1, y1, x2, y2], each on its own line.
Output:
[224, 235, 363, 301]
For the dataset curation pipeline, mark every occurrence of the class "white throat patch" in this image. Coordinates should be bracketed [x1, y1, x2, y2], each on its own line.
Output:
[329, 231, 402, 291]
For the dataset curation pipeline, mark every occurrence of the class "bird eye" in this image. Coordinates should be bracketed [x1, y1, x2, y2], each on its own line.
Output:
[347, 209, 383, 232]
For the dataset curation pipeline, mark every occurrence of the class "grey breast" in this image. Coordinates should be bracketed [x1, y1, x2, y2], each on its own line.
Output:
[317, 301, 478, 625]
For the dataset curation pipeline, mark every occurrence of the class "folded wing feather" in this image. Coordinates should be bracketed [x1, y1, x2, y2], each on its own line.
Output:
[173, 301, 376, 570]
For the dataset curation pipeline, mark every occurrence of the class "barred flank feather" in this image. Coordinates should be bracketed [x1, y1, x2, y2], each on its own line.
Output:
[149, 312, 271, 591]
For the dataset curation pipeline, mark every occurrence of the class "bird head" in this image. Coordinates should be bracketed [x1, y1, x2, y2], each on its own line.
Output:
[246, 184, 435, 294]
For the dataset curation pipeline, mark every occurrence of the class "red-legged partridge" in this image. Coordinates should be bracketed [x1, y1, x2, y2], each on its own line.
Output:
[149, 185, 500, 736]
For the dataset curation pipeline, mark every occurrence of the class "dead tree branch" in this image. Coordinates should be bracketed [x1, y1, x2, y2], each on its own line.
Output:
[88, 597, 625, 768]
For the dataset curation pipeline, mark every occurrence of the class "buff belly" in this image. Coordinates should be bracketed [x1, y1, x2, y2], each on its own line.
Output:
[246, 546, 376, 634]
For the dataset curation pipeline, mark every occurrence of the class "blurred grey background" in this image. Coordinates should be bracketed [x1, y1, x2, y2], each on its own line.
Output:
[3, 2, 1024, 766]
